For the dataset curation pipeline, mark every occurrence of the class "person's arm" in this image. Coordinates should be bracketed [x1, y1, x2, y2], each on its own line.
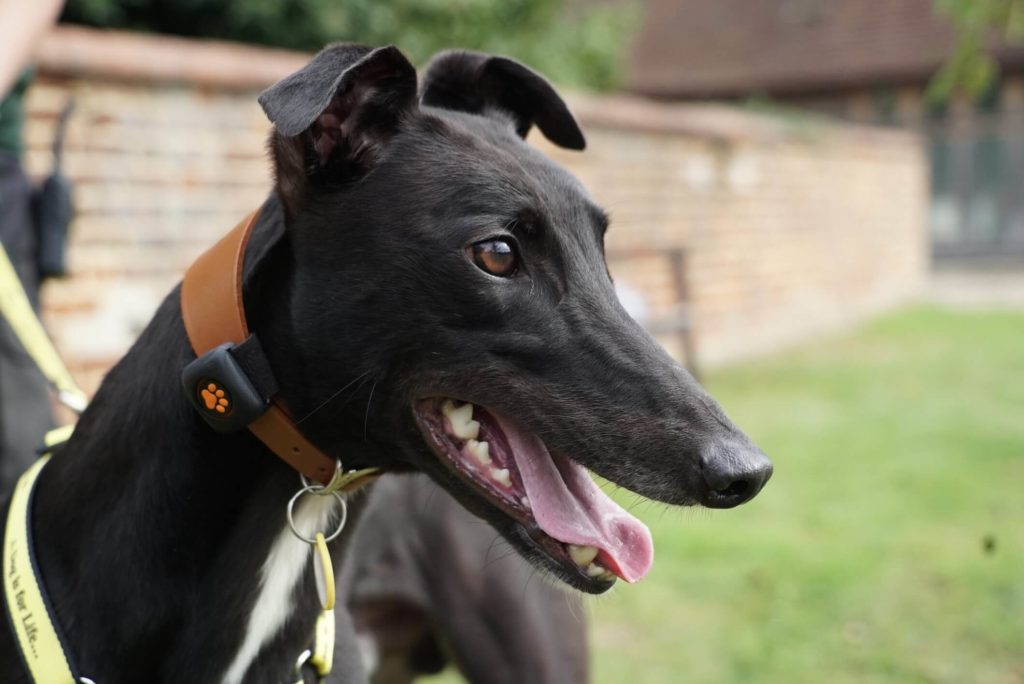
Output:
[0, 0, 65, 98]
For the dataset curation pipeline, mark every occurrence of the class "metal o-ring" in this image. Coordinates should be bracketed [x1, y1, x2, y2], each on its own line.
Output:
[294, 648, 312, 676]
[286, 485, 348, 544]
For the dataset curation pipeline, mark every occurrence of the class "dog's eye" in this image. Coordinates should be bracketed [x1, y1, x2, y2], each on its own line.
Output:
[469, 239, 518, 277]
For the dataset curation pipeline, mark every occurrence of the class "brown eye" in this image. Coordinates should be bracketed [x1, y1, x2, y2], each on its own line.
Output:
[469, 239, 518, 277]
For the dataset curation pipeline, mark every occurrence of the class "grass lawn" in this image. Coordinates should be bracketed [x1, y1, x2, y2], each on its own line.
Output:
[588, 306, 1024, 683]
[428, 306, 1024, 683]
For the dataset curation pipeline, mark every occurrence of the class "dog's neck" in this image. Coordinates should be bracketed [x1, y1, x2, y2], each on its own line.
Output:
[26, 201, 371, 684]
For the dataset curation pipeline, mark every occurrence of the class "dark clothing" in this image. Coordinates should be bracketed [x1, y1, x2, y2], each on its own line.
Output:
[0, 151, 53, 492]
[0, 69, 32, 156]
[0, 153, 40, 305]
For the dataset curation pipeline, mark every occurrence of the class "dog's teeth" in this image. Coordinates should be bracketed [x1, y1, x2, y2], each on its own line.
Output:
[452, 416, 480, 440]
[466, 440, 491, 465]
[491, 468, 511, 487]
[445, 401, 480, 440]
[449, 401, 473, 424]
[569, 545, 599, 567]
[520, 496, 530, 509]
[583, 562, 615, 581]
[454, 420, 481, 441]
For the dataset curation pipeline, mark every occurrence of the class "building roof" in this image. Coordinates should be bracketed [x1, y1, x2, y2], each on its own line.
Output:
[627, 0, 1024, 99]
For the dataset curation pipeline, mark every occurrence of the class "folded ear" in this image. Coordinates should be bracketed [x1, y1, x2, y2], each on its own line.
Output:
[419, 50, 585, 151]
[259, 44, 417, 211]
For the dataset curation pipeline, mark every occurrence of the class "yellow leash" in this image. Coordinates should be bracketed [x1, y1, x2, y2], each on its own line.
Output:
[3, 456, 81, 684]
[0, 229, 87, 681]
[0, 242, 87, 413]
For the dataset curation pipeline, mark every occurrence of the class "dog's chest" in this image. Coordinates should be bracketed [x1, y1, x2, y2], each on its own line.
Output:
[220, 493, 342, 684]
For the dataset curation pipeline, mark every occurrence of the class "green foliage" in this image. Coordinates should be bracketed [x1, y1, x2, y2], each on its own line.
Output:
[929, 0, 1024, 103]
[60, 0, 640, 90]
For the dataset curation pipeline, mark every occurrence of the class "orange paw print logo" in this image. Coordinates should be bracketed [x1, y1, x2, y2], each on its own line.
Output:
[200, 382, 231, 414]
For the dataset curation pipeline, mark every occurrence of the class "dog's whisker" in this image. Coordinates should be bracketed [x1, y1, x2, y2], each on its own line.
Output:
[521, 564, 539, 600]
[362, 379, 379, 441]
[295, 369, 372, 426]
[483, 535, 502, 565]
[483, 534, 517, 568]
[483, 546, 521, 570]
[564, 588, 586, 624]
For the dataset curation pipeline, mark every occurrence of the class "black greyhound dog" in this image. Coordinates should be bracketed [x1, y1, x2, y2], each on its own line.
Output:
[0, 44, 771, 682]
[339, 474, 588, 684]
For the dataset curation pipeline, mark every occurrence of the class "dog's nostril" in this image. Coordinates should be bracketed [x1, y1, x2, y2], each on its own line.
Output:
[703, 472, 762, 509]
[715, 479, 750, 499]
[700, 441, 772, 509]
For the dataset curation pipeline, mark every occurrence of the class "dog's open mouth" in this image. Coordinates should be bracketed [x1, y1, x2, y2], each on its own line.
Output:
[414, 398, 654, 589]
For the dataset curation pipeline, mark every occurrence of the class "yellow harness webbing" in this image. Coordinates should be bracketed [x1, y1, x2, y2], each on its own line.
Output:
[0, 242, 87, 413]
[0, 213, 349, 682]
[0, 234, 86, 681]
[310, 607, 335, 676]
[3, 456, 79, 684]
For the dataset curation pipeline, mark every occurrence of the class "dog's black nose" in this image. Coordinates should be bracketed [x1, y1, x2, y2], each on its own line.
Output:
[700, 439, 773, 508]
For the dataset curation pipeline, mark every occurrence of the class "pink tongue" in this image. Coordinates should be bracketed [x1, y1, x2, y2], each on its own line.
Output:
[493, 413, 654, 583]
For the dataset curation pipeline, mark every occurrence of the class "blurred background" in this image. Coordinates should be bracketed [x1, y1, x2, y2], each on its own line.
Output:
[13, 0, 1024, 681]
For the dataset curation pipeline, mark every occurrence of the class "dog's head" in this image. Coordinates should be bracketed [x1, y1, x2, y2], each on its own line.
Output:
[256, 44, 772, 593]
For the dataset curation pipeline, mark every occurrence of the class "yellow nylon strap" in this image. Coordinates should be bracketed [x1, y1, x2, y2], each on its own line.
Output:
[0, 243, 87, 412]
[309, 609, 335, 677]
[3, 457, 77, 684]
[43, 426, 75, 450]
[321, 467, 380, 495]
[312, 533, 336, 611]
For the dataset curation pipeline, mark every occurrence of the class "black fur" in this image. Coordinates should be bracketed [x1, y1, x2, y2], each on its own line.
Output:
[0, 43, 770, 682]
[420, 50, 586, 150]
[339, 475, 588, 684]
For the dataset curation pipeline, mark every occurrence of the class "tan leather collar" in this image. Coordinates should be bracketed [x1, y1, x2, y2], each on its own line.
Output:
[181, 210, 377, 490]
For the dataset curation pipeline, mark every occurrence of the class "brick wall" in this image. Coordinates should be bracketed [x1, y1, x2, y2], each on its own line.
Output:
[539, 96, 929, 365]
[24, 27, 928, 394]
